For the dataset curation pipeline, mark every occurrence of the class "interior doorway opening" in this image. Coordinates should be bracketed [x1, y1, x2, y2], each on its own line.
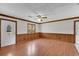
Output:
[0, 18, 17, 47]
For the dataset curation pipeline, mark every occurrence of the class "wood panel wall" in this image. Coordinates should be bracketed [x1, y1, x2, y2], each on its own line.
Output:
[39, 33, 75, 43]
[17, 32, 74, 43]
[17, 33, 40, 44]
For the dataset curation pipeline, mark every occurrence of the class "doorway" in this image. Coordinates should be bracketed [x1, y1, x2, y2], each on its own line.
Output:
[0, 18, 17, 47]
[74, 20, 79, 52]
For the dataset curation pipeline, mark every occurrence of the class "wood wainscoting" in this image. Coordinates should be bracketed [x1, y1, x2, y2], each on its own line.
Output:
[17, 33, 75, 44]
[17, 33, 40, 44]
[39, 33, 75, 43]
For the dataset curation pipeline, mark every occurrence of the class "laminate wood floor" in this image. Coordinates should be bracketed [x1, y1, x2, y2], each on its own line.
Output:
[0, 39, 79, 56]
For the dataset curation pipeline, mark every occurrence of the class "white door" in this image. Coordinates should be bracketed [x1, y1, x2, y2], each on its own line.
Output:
[1, 20, 16, 47]
[76, 22, 79, 44]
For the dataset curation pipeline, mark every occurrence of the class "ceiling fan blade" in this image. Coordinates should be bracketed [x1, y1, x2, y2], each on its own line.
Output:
[42, 17, 47, 19]
[37, 15, 41, 18]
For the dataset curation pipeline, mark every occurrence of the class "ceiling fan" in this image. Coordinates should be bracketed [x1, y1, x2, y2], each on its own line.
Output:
[36, 15, 47, 22]
[37, 15, 47, 20]
[28, 15, 47, 22]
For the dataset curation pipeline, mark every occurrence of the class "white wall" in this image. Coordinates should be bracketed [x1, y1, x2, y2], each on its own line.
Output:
[17, 20, 27, 34]
[17, 20, 40, 34]
[41, 20, 74, 34]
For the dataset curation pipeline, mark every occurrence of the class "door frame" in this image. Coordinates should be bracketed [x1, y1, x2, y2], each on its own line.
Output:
[0, 18, 17, 47]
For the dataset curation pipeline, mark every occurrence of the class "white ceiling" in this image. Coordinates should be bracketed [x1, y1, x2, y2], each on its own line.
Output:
[0, 3, 78, 22]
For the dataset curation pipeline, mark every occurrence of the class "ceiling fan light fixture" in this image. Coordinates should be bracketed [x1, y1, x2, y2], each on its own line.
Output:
[37, 18, 42, 22]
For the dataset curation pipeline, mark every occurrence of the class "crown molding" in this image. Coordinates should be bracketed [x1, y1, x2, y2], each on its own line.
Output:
[0, 13, 40, 24]
[0, 13, 79, 24]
